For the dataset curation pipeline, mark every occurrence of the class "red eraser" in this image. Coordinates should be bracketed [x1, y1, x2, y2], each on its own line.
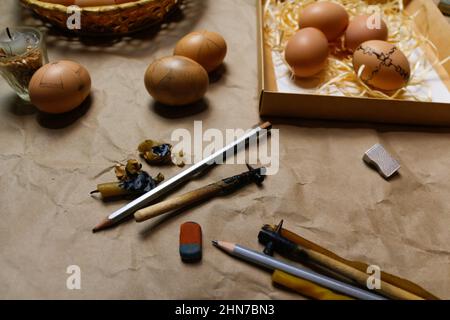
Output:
[179, 221, 202, 262]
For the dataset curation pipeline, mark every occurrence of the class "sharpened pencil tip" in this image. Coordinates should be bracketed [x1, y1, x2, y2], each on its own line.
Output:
[92, 218, 114, 233]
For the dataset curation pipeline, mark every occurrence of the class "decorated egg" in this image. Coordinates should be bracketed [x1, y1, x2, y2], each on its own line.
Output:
[144, 56, 208, 106]
[174, 30, 227, 72]
[353, 40, 410, 91]
[28, 60, 91, 114]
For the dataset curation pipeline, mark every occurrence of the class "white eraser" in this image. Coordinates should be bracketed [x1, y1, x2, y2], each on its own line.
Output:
[363, 144, 400, 179]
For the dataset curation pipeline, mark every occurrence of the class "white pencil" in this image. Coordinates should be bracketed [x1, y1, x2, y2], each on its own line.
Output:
[212, 240, 386, 300]
[92, 122, 272, 232]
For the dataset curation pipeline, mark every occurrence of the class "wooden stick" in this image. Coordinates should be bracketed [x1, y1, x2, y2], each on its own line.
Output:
[304, 248, 424, 300]
[134, 182, 226, 222]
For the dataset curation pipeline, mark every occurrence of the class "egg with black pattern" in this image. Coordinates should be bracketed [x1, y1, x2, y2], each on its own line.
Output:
[353, 40, 410, 91]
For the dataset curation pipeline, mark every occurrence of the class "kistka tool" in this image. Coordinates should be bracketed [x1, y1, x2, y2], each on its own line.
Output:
[134, 164, 265, 223]
[259, 221, 423, 300]
[92, 122, 272, 232]
[212, 240, 386, 300]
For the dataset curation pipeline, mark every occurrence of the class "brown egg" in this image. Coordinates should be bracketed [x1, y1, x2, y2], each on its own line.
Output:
[345, 15, 388, 51]
[353, 40, 410, 91]
[174, 30, 227, 72]
[28, 60, 91, 114]
[144, 56, 208, 106]
[298, 1, 349, 42]
[285, 28, 329, 78]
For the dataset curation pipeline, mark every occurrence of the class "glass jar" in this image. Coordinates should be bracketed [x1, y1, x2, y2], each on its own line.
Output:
[0, 27, 49, 101]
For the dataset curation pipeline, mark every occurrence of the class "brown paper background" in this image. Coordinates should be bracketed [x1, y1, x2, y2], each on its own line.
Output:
[0, 0, 449, 299]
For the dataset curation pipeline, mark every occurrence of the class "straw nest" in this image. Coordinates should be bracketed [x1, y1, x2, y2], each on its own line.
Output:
[264, 0, 448, 101]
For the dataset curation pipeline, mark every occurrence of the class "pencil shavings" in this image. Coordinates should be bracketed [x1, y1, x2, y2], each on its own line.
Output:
[172, 150, 186, 167]
[263, 0, 448, 101]
[91, 159, 164, 199]
[114, 159, 142, 181]
[120, 171, 164, 194]
[116, 159, 164, 193]
[138, 139, 185, 167]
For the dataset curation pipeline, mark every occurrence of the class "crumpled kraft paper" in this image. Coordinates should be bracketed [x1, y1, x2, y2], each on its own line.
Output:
[0, 0, 449, 299]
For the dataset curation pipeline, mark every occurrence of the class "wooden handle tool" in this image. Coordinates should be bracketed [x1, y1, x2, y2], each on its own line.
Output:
[134, 182, 224, 222]
[259, 223, 424, 300]
[304, 248, 423, 300]
[134, 165, 266, 223]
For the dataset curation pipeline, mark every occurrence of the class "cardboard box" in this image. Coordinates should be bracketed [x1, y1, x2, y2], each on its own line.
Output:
[258, 0, 450, 126]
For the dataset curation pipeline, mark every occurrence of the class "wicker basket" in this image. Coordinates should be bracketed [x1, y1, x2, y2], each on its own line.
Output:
[20, 0, 180, 36]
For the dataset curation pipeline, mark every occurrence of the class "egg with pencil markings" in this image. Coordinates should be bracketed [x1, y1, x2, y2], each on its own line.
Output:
[298, 1, 349, 42]
[144, 56, 208, 106]
[345, 15, 388, 51]
[28, 60, 91, 114]
[353, 40, 410, 91]
[174, 30, 227, 72]
[285, 27, 329, 78]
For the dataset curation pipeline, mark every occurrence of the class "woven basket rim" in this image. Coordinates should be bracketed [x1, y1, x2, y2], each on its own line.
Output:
[21, 0, 163, 13]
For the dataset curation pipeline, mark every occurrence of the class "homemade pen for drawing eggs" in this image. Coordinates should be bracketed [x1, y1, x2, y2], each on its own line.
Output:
[144, 56, 208, 106]
[28, 60, 91, 114]
[174, 30, 227, 73]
